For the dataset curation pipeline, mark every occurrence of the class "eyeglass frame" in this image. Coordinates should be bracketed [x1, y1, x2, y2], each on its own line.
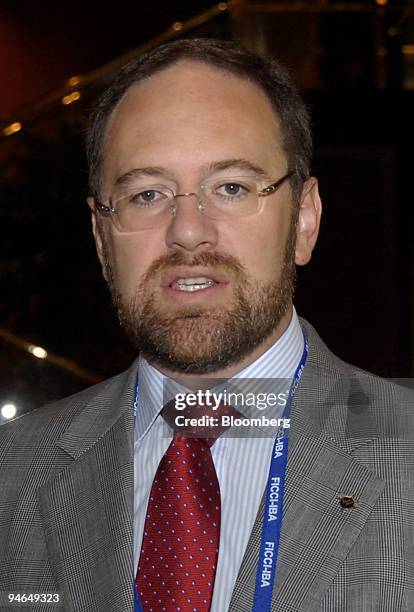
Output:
[94, 169, 296, 232]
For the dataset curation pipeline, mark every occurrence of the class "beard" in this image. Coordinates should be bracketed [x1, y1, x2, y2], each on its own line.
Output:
[104, 217, 297, 375]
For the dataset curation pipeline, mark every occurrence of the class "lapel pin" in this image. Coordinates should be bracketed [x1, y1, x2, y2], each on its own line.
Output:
[339, 495, 355, 509]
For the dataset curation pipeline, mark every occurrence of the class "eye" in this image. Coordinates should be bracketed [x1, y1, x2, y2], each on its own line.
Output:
[128, 189, 167, 207]
[215, 182, 248, 198]
[139, 190, 158, 202]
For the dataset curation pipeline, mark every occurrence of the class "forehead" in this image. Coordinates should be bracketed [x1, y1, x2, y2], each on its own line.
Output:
[102, 60, 285, 188]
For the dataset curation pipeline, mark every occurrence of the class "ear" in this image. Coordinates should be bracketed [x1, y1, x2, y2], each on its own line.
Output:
[294, 177, 322, 266]
[87, 196, 109, 281]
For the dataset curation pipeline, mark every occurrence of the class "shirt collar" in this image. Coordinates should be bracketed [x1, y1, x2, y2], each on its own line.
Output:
[135, 307, 303, 441]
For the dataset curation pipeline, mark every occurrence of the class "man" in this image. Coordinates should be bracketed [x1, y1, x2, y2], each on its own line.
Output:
[0, 38, 413, 612]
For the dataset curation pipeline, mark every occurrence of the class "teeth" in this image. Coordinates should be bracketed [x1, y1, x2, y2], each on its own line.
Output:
[172, 277, 216, 292]
[176, 277, 215, 285]
[176, 283, 211, 292]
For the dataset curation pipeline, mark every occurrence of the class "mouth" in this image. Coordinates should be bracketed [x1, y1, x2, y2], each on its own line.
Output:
[161, 267, 229, 300]
[171, 276, 217, 292]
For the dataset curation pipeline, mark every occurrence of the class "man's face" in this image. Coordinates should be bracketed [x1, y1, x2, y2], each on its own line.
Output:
[90, 60, 320, 374]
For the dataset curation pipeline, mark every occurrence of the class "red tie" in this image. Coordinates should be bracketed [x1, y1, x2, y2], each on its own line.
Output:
[136, 431, 221, 611]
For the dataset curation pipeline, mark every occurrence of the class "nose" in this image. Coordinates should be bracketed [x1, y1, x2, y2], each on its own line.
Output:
[165, 193, 219, 253]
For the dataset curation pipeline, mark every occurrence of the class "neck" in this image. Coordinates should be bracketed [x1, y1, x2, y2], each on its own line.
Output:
[149, 304, 293, 391]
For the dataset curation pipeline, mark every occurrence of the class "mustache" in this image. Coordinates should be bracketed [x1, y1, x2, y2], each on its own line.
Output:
[142, 251, 248, 285]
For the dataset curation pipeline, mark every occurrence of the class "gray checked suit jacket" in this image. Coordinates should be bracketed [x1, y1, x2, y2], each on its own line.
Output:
[1, 319, 413, 611]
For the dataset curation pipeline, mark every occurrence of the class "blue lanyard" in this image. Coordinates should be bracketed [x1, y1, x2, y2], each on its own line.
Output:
[252, 329, 308, 611]
[133, 375, 142, 612]
[133, 329, 308, 612]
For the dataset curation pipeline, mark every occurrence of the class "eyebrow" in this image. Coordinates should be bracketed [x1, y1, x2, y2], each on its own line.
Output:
[115, 167, 167, 188]
[202, 159, 269, 179]
[114, 158, 269, 188]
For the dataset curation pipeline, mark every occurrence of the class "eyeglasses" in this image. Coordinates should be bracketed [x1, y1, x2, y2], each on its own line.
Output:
[95, 171, 294, 232]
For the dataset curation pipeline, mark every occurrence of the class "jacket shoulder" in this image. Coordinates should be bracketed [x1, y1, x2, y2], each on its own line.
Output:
[300, 317, 414, 437]
[0, 367, 131, 449]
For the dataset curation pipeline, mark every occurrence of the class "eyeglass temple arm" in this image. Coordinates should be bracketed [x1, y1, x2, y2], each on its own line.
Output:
[259, 170, 296, 196]
[94, 200, 114, 214]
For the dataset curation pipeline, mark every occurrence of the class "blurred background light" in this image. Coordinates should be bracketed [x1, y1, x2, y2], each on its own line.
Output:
[28, 345, 48, 359]
[3, 121, 22, 136]
[67, 75, 81, 86]
[62, 91, 81, 106]
[1, 403, 17, 419]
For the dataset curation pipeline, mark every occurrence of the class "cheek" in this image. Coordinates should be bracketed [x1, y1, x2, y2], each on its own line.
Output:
[248, 241, 285, 283]
[222, 213, 291, 282]
[105, 231, 164, 295]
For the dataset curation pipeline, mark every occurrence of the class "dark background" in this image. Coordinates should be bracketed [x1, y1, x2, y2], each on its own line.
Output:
[1, 0, 414, 419]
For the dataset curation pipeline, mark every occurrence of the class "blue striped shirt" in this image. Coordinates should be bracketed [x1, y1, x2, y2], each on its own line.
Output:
[134, 307, 304, 610]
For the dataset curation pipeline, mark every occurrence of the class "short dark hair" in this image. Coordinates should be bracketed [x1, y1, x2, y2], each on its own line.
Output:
[86, 38, 312, 201]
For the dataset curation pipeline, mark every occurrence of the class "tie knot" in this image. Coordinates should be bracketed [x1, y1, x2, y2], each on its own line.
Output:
[162, 395, 239, 443]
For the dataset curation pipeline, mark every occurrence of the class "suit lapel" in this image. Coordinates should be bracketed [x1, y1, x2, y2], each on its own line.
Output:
[38, 361, 138, 611]
[229, 322, 386, 612]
